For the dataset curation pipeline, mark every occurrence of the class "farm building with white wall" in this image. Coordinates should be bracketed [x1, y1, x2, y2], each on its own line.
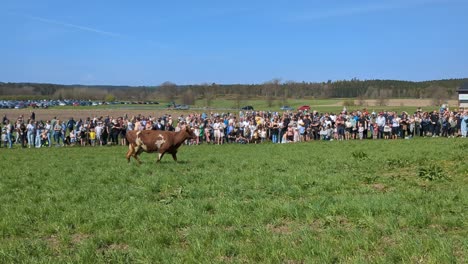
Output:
[458, 82, 468, 108]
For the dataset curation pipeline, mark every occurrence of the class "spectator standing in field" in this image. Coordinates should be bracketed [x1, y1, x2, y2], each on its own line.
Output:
[448, 114, 457, 138]
[101, 121, 110, 145]
[44, 120, 52, 147]
[319, 125, 329, 140]
[50, 116, 57, 142]
[204, 119, 212, 144]
[414, 113, 421, 137]
[166, 117, 174, 131]
[26, 119, 35, 148]
[54, 120, 63, 146]
[384, 122, 391, 139]
[298, 119, 306, 142]
[421, 113, 430, 137]
[89, 128, 96, 146]
[134, 118, 142, 131]
[270, 116, 279, 143]
[260, 126, 267, 143]
[1, 126, 6, 148]
[61, 120, 67, 144]
[357, 114, 368, 139]
[440, 113, 449, 137]
[67, 117, 76, 133]
[119, 118, 127, 146]
[334, 114, 344, 141]
[35, 121, 43, 148]
[95, 122, 103, 146]
[14, 120, 21, 145]
[345, 118, 352, 140]
[79, 125, 87, 146]
[153, 118, 164, 130]
[69, 130, 76, 145]
[376, 113, 386, 139]
[358, 122, 364, 140]
[310, 115, 321, 141]
[281, 115, 290, 143]
[143, 119, 151, 130]
[5, 119, 13, 148]
[285, 123, 294, 143]
[75, 119, 83, 133]
[391, 115, 400, 140]
[126, 118, 134, 132]
[19, 120, 27, 148]
[213, 119, 222, 145]
[430, 110, 440, 137]
[461, 111, 468, 138]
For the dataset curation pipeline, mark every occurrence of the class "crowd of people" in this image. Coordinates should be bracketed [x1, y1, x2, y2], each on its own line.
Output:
[1, 106, 468, 149]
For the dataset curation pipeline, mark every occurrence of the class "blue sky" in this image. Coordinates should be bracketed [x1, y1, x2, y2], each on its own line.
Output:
[1, 0, 467, 86]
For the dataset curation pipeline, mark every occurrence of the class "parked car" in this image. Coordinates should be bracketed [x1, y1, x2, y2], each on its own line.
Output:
[297, 105, 310, 111]
[241, 105, 254, 110]
[280, 105, 294, 111]
[175, 104, 190, 110]
[14, 103, 26, 109]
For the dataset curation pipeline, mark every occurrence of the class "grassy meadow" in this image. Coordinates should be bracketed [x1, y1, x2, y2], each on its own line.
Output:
[0, 138, 467, 263]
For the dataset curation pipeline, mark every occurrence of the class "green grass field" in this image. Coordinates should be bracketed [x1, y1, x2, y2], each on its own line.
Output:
[52, 98, 439, 114]
[0, 139, 467, 263]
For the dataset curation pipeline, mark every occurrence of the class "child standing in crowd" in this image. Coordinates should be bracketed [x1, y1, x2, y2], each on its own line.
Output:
[358, 123, 364, 140]
[384, 122, 391, 139]
[89, 128, 96, 146]
[260, 126, 267, 143]
[319, 125, 329, 140]
[373, 123, 378, 139]
[69, 130, 76, 145]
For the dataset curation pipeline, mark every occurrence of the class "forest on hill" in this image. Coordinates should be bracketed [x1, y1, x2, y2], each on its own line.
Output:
[0, 78, 466, 105]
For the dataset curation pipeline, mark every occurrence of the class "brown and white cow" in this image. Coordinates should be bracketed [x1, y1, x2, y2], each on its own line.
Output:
[126, 126, 196, 164]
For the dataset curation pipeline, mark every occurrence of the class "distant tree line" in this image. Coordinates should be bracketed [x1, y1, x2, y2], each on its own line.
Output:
[0, 78, 466, 105]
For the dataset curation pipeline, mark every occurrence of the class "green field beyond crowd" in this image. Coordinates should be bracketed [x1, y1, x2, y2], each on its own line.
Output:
[0, 139, 466, 263]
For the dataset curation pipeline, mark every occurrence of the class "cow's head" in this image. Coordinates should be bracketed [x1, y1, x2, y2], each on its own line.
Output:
[184, 125, 197, 139]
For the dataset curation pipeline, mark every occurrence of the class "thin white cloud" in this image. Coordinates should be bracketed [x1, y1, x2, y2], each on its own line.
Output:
[23, 14, 124, 38]
[291, 0, 453, 21]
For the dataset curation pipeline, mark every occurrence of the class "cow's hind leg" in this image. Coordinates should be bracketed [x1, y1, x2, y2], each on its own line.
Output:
[171, 152, 178, 162]
[133, 146, 144, 164]
[157, 152, 165, 162]
[126, 144, 135, 162]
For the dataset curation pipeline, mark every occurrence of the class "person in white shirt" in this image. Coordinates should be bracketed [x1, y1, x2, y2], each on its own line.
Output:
[213, 119, 223, 145]
[376, 113, 386, 139]
[26, 120, 35, 148]
[44, 120, 52, 147]
[95, 123, 103, 146]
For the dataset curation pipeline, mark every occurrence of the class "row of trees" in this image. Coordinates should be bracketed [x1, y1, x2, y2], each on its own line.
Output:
[0, 78, 466, 106]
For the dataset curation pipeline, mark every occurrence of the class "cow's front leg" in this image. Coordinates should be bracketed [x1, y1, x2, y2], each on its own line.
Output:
[171, 152, 178, 162]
